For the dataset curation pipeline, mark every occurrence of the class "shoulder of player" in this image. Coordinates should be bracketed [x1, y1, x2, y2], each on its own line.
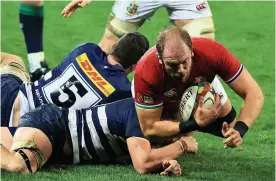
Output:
[111, 75, 132, 91]
[192, 38, 225, 52]
[72, 42, 104, 55]
[192, 38, 227, 61]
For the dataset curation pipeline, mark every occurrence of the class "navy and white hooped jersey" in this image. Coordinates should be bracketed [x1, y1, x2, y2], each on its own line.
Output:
[64, 98, 143, 164]
[19, 43, 132, 112]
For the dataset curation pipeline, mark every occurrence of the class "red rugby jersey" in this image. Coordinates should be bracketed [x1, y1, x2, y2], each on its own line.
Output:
[133, 38, 243, 111]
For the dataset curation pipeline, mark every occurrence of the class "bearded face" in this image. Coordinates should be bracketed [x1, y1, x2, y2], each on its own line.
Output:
[161, 42, 193, 82]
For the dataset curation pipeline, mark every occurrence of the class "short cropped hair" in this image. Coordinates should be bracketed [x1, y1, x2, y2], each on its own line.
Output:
[110, 32, 149, 69]
[156, 27, 192, 60]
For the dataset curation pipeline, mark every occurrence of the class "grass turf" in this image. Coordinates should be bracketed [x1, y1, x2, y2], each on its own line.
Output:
[1, 1, 275, 181]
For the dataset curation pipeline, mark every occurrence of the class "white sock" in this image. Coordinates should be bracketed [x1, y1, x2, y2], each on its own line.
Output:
[28, 52, 45, 73]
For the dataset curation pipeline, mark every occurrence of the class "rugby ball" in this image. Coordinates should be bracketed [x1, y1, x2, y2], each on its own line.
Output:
[179, 82, 215, 122]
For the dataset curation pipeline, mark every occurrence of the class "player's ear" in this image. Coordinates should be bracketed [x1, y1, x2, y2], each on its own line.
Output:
[109, 43, 117, 54]
[131, 64, 136, 72]
[111, 43, 117, 50]
[126, 65, 136, 74]
[156, 52, 161, 60]
[191, 52, 194, 57]
[125, 67, 131, 75]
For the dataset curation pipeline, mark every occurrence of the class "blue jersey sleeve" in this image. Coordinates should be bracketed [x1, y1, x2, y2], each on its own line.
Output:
[125, 117, 144, 138]
[105, 98, 144, 138]
[123, 99, 144, 138]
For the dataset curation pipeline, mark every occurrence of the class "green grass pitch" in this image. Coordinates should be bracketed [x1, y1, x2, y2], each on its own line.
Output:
[1, 1, 275, 181]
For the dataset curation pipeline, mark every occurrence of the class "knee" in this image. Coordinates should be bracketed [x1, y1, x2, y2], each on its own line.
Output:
[106, 14, 141, 38]
[0, 52, 25, 67]
[100, 15, 142, 54]
[0, 52, 29, 81]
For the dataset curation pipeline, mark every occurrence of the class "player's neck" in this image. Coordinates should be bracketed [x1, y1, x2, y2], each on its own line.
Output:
[107, 55, 123, 68]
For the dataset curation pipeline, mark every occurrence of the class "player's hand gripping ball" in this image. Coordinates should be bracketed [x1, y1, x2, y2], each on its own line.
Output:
[180, 82, 215, 122]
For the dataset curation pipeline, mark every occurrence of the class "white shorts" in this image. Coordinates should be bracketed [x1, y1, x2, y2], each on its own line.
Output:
[112, 0, 212, 22]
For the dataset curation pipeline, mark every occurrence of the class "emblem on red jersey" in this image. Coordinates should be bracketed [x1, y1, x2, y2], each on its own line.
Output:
[164, 88, 177, 97]
[126, 1, 139, 16]
[144, 96, 153, 104]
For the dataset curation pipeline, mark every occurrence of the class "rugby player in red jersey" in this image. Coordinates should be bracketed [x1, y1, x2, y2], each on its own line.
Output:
[133, 27, 264, 148]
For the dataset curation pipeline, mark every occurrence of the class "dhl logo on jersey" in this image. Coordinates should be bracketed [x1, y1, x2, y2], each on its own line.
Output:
[76, 53, 115, 97]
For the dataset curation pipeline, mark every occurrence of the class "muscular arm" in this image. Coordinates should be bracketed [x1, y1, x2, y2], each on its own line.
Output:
[127, 137, 183, 174]
[136, 98, 222, 140]
[213, 41, 264, 127]
[228, 68, 264, 127]
[136, 107, 180, 139]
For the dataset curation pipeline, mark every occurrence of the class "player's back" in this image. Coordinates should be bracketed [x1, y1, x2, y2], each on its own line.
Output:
[19, 43, 132, 111]
[65, 98, 142, 164]
[15, 98, 142, 164]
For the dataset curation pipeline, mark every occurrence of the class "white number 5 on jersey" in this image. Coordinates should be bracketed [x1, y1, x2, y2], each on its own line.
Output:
[43, 65, 102, 109]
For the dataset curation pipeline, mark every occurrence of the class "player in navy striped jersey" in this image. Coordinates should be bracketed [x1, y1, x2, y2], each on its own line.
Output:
[1, 98, 198, 175]
[1, 32, 149, 127]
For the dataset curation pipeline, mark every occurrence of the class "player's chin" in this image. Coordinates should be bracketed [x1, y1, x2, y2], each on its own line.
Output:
[181, 72, 190, 82]
[170, 73, 184, 80]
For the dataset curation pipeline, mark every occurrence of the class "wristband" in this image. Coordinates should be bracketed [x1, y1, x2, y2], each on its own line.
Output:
[177, 141, 185, 153]
[178, 138, 188, 153]
[234, 121, 249, 138]
[179, 119, 200, 134]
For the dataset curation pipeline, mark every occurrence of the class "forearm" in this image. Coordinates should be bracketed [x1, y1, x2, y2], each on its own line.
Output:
[142, 141, 183, 173]
[228, 68, 264, 128]
[238, 92, 264, 127]
[145, 120, 180, 139]
[137, 108, 195, 139]
[128, 137, 183, 174]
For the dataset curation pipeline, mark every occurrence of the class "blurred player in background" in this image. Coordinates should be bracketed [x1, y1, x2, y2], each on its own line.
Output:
[133, 27, 264, 149]
[62, 0, 215, 54]
[19, 0, 50, 81]
[0, 32, 149, 127]
[0, 99, 198, 175]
